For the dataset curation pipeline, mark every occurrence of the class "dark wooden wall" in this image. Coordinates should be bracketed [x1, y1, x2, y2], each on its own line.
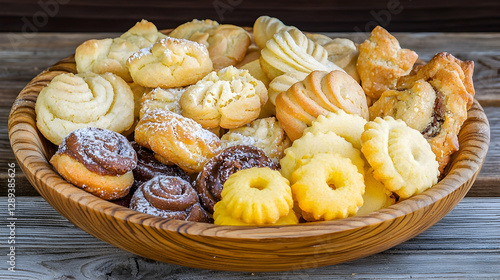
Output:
[1, 0, 499, 33]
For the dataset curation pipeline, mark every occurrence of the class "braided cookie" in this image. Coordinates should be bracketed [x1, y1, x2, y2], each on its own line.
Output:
[35, 72, 134, 145]
[180, 66, 267, 129]
[361, 117, 439, 199]
[75, 20, 166, 82]
[127, 37, 213, 88]
[134, 110, 221, 173]
[169, 19, 251, 69]
[291, 153, 365, 221]
[276, 70, 369, 141]
[280, 131, 365, 181]
[50, 127, 137, 200]
[220, 117, 292, 163]
[303, 110, 367, 150]
[213, 167, 298, 226]
[130, 175, 211, 222]
[357, 26, 418, 99]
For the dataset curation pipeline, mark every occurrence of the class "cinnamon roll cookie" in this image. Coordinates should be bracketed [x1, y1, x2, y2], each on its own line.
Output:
[35, 72, 134, 145]
[130, 175, 211, 222]
[50, 127, 137, 200]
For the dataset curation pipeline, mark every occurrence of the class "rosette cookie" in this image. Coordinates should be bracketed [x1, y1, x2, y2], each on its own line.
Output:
[196, 145, 278, 214]
[134, 110, 221, 173]
[130, 175, 211, 222]
[127, 37, 213, 88]
[75, 19, 166, 82]
[180, 66, 268, 129]
[50, 127, 137, 200]
[35, 72, 134, 145]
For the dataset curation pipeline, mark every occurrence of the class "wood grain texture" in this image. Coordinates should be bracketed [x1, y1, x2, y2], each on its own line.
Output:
[1, 0, 499, 32]
[0, 197, 498, 279]
[7, 50, 490, 271]
[1, 32, 499, 197]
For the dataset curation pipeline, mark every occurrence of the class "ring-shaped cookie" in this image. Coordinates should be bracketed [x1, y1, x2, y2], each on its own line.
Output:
[361, 116, 439, 199]
[291, 152, 365, 221]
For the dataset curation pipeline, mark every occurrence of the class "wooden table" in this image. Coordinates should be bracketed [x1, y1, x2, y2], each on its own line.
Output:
[1, 31, 499, 279]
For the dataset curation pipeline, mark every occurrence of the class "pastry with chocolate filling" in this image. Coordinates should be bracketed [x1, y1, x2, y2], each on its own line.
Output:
[131, 141, 190, 189]
[130, 175, 211, 222]
[369, 52, 474, 172]
[50, 127, 137, 200]
[196, 145, 279, 213]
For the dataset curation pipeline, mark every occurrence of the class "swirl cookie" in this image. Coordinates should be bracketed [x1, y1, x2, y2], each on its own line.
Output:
[253, 15, 299, 49]
[75, 19, 166, 82]
[220, 117, 291, 163]
[134, 110, 221, 173]
[169, 19, 251, 69]
[130, 175, 211, 222]
[361, 117, 440, 199]
[50, 127, 137, 200]
[180, 66, 268, 129]
[196, 145, 278, 213]
[35, 72, 134, 145]
[276, 70, 368, 141]
[213, 167, 298, 226]
[357, 26, 418, 99]
[127, 37, 213, 88]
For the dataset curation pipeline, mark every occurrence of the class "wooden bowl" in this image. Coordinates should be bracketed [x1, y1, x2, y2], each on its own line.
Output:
[8, 55, 490, 272]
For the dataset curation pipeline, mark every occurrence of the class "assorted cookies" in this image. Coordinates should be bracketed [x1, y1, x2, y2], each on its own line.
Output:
[38, 16, 474, 225]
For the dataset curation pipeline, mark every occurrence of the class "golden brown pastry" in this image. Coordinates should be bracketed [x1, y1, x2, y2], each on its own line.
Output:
[139, 87, 186, 118]
[276, 70, 369, 141]
[357, 26, 418, 99]
[134, 110, 221, 173]
[169, 19, 251, 69]
[370, 52, 474, 172]
[50, 127, 137, 200]
[35, 72, 135, 145]
[127, 37, 213, 88]
[180, 66, 268, 129]
[75, 20, 167, 82]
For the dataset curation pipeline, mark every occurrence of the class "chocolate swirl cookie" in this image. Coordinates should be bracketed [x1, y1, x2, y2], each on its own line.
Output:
[196, 145, 279, 213]
[130, 175, 211, 222]
[131, 142, 190, 188]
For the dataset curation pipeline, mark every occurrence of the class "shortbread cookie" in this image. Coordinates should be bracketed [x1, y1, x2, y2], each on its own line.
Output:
[276, 70, 369, 141]
[75, 20, 166, 82]
[169, 19, 251, 69]
[180, 66, 267, 129]
[36, 72, 134, 145]
[139, 87, 186, 118]
[355, 168, 396, 216]
[260, 29, 343, 81]
[280, 131, 365, 181]
[291, 152, 365, 221]
[134, 110, 221, 173]
[361, 116, 439, 199]
[253, 15, 299, 49]
[357, 26, 418, 99]
[303, 110, 367, 149]
[127, 37, 213, 88]
[213, 167, 298, 226]
[221, 117, 292, 163]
